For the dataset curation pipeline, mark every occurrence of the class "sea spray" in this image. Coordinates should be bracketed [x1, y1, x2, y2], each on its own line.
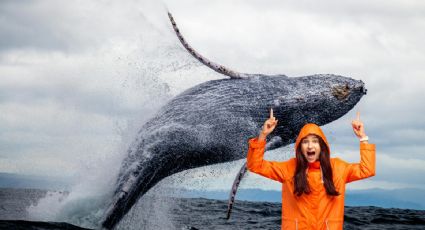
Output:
[23, 0, 196, 228]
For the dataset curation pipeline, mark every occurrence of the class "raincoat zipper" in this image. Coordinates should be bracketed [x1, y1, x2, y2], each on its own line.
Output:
[295, 218, 298, 230]
[306, 165, 324, 184]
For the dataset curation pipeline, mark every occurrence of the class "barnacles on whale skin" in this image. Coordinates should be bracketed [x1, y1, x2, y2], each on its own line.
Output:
[332, 83, 351, 101]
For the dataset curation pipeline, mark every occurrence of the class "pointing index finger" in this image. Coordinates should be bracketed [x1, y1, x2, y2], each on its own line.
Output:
[356, 111, 360, 121]
[270, 108, 274, 119]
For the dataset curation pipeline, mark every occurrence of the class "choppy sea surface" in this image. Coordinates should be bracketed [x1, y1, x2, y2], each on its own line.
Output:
[1, 188, 425, 230]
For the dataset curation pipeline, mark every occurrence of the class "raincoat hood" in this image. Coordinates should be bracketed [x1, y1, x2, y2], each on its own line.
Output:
[295, 123, 331, 155]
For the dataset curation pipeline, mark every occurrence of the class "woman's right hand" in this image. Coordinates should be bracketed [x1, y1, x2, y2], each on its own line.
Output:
[259, 108, 278, 141]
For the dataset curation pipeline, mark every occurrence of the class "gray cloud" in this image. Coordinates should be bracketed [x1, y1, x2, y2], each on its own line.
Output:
[0, 0, 169, 54]
[0, 0, 91, 52]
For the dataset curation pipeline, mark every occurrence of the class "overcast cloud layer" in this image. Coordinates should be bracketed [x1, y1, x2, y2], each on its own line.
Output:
[1, 0, 424, 192]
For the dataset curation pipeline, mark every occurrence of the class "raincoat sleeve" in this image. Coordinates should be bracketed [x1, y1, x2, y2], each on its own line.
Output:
[344, 142, 376, 183]
[246, 137, 287, 183]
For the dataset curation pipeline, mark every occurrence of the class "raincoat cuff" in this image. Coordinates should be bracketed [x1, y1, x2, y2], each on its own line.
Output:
[360, 142, 375, 151]
[248, 137, 266, 148]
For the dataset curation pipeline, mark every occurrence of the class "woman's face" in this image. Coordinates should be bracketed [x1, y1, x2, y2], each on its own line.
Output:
[301, 134, 321, 163]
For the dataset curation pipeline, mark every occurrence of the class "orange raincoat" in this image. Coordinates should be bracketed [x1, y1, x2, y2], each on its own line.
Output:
[247, 123, 375, 230]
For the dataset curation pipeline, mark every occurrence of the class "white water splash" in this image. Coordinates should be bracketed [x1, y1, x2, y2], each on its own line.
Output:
[24, 0, 200, 228]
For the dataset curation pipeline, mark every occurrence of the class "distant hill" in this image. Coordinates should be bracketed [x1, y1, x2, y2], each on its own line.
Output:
[167, 188, 425, 210]
[345, 188, 425, 210]
[0, 173, 71, 190]
[1, 173, 424, 210]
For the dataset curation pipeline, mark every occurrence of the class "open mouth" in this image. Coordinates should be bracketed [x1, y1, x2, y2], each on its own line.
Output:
[307, 151, 315, 156]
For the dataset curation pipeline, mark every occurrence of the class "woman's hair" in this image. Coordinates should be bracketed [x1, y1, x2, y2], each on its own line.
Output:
[293, 134, 340, 197]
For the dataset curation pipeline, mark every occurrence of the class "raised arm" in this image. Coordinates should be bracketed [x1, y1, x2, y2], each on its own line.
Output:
[246, 108, 287, 182]
[345, 111, 376, 183]
[247, 137, 287, 182]
[345, 142, 376, 183]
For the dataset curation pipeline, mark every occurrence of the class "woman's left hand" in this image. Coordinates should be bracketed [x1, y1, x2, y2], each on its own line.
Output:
[351, 111, 367, 139]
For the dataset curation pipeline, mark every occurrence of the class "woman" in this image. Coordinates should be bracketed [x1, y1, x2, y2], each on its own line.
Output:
[247, 108, 375, 230]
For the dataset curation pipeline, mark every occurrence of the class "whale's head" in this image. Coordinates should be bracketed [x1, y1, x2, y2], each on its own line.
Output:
[264, 74, 366, 142]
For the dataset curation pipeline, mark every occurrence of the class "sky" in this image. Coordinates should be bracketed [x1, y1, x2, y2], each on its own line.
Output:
[1, 0, 425, 194]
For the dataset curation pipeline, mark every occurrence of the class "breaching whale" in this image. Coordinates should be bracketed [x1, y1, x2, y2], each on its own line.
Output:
[100, 12, 367, 229]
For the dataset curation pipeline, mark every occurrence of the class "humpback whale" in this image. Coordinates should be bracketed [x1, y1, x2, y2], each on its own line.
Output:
[101, 12, 367, 229]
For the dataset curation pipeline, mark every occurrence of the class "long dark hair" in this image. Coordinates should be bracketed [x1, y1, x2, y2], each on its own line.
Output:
[293, 134, 340, 197]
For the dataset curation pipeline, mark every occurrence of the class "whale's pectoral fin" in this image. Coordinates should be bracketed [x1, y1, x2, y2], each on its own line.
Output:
[168, 12, 249, 79]
[226, 161, 247, 219]
[226, 136, 284, 219]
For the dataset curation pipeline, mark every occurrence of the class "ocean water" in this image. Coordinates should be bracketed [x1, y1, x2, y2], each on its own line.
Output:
[1, 188, 425, 229]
